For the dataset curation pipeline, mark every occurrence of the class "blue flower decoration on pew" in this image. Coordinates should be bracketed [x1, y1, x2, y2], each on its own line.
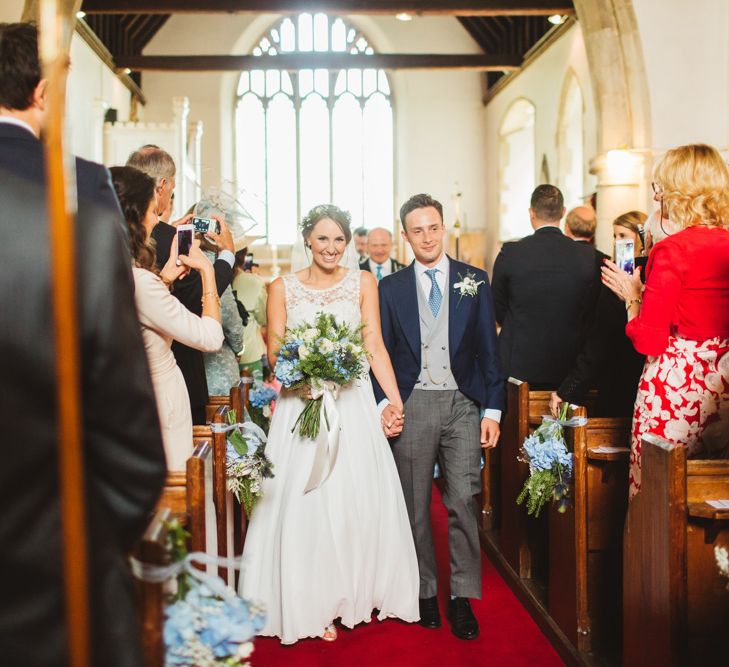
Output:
[517, 403, 574, 517]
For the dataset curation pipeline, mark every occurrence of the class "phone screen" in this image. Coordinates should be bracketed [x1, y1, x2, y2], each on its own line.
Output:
[176, 225, 194, 265]
[615, 238, 635, 273]
[192, 217, 210, 234]
[244, 253, 254, 271]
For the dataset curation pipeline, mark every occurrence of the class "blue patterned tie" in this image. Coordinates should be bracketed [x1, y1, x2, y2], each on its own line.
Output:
[425, 268, 442, 317]
[375, 263, 383, 281]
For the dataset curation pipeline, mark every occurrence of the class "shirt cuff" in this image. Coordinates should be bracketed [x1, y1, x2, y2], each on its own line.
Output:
[377, 399, 389, 415]
[218, 250, 235, 267]
[480, 408, 502, 423]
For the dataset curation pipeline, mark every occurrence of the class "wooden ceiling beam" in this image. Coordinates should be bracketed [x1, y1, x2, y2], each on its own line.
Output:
[81, 1, 575, 17]
[114, 52, 522, 71]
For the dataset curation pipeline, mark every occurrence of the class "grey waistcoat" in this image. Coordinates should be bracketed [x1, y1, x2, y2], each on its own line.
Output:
[416, 270, 458, 391]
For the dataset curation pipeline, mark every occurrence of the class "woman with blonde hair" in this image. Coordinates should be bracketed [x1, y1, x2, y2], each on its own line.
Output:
[602, 144, 729, 498]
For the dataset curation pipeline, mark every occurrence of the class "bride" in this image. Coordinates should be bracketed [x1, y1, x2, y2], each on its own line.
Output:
[238, 204, 419, 644]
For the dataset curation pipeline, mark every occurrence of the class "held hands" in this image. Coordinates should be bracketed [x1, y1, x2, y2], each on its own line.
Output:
[601, 259, 642, 303]
[205, 217, 235, 254]
[381, 403, 404, 438]
[480, 418, 500, 449]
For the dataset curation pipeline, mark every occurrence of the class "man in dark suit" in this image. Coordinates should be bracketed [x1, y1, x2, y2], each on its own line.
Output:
[0, 22, 166, 667]
[491, 185, 599, 388]
[126, 145, 235, 423]
[358, 226, 405, 281]
[374, 194, 504, 641]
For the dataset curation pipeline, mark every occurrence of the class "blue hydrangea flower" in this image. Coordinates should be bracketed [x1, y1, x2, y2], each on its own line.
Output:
[250, 384, 278, 408]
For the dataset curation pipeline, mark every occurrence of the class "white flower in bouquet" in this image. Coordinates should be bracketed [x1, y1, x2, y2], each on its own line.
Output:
[298, 344, 310, 359]
[262, 405, 272, 418]
[302, 328, 318, 344]
[318, 338, 335, 354]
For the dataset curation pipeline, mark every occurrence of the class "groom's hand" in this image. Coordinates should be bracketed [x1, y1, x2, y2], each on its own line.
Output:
[382, 404, 404, 438]
[480, 418, 500, 449]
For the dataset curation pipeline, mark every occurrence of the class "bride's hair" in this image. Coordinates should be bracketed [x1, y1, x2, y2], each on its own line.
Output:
[300, 204, 353, 243]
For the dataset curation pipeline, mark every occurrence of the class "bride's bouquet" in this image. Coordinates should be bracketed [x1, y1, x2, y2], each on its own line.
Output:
[274, 312, 368, 440]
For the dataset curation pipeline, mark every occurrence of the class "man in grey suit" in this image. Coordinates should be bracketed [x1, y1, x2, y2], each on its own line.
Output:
[373, 194, 504, 640]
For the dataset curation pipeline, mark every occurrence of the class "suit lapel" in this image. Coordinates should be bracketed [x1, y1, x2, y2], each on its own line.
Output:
[448, 257, 469, 354]
[392, 263, 421, 359]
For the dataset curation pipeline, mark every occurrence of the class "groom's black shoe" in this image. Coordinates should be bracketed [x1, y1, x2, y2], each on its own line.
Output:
[447, 598, 479, 640]
[418, 596, 441, 629]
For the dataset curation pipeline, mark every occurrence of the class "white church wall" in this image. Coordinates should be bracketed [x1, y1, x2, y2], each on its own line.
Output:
[0, 0, 24, 22]
[483, 23, 598, 266]
[142, 13, 488, 236]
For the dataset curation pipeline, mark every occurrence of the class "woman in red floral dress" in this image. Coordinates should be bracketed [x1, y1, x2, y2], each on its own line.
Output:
[602, 144, 729, 498]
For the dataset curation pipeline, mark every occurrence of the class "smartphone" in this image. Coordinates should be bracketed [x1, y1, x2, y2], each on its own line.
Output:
[176, 224, 194, 266]
[191, 216, 220, 235]
[615, 238, 635, 273]
[243, 253, 254, 271]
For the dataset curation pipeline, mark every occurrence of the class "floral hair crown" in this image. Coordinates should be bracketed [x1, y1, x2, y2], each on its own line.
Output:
[299, 204, 352, 234]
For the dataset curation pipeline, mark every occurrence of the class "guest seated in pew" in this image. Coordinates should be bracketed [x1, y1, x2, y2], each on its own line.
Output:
[198, 233, 245, 395]
[601, 144, 729, 498]
[110, 166, 225, 470]
[491, 184, 600, 389]
[550, 211, 649, 419]
[0, 23, 166, 666]
[127, 145, 235, 425]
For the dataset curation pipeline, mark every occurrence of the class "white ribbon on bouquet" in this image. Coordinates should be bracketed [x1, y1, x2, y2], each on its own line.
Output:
[304, 380, 342, 494]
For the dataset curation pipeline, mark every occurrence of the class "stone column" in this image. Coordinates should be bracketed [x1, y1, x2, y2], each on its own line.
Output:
[589, 149, 648, 254]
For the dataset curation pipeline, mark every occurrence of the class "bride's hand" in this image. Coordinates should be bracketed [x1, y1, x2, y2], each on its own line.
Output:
[382, 403, 404, 438]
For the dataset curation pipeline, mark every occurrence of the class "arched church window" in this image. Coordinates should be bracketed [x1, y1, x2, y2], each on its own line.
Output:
[499, 98, 536, 241]
[235, 15, 394, 245]
[557, 75, 584, 211]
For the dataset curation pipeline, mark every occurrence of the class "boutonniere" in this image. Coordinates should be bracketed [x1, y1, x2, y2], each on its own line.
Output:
[453, 271, 485, 304]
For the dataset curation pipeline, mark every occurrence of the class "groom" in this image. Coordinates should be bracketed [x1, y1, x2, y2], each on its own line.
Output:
[373, 194, 504, 640]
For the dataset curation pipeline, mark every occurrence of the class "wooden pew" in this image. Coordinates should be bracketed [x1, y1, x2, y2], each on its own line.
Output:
[156, 441, 214, 554]
[134, 507, 171, 667]
[489, 378, 552, 578]
[193, 405, 234, 584]
[623, 434, 729, 666]
[548, 412, 631, 659]
[206, 382, 243, 424]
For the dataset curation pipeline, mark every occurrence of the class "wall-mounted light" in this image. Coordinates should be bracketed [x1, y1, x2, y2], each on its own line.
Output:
[548, 15, 567, 25]
[76, 10, 86, 19]
[123, 67, 132, 75]
[396, 13, 413, 22]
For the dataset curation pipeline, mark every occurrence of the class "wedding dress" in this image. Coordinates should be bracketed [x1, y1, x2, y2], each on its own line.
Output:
[238, 268, 419, 644]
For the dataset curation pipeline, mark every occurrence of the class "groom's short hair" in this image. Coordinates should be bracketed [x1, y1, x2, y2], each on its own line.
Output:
[400, 194, 443, 229]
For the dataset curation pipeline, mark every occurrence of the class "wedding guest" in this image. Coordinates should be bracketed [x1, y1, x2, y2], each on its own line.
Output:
[201, 236, 245, 395]
[127, 145, 235, 423]
[551, 211, 649, 418]
[233, 250, 268, 378]
[612, 209, 646, 256]
[0, 22, 166, 667]
[601, 144, 729, 498]
[565, 204, 610, 262]
[491, 185, 600, 388]
[110, 166, 224, 470]
[359, 227, 405, 281]
[353, 226, 368, 259]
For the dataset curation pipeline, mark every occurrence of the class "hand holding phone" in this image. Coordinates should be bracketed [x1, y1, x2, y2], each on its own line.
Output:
[615, 238, 635, 274]
[176, 224, 194, 266]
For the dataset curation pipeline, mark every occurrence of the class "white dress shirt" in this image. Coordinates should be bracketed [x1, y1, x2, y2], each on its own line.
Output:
[0, 116, 37, 137]
[368, 257, 393, 279]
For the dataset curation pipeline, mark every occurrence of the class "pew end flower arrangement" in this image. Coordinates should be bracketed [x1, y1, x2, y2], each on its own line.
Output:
[516, 403, 574, 517]
[274, 312, 368, 439]
[224, 410, 274, 517]
[247, 382, 278, 434]
[161, 524, 266, 667]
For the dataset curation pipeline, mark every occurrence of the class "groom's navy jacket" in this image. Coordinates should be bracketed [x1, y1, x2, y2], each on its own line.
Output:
[373, 256, 505, 412]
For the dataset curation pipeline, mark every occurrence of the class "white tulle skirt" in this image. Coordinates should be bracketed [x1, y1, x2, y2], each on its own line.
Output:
[238, 376, 420, 644]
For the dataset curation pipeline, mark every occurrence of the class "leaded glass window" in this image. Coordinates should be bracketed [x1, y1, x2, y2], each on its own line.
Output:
[235, 15, 394, 245]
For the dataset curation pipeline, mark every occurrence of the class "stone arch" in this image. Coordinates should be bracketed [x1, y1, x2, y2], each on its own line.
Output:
[573, 0, 652, 250]
[555, 69, 587, 210]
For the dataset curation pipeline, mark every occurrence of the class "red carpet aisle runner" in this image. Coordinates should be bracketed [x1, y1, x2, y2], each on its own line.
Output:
[252, 485, 564, 667]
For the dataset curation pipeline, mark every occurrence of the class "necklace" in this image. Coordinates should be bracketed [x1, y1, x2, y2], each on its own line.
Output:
[422, 345, 452, 385]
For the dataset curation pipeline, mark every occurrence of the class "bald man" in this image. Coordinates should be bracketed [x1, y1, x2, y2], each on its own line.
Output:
[359, 227, 405, 280]
[565, 205, 609, 262]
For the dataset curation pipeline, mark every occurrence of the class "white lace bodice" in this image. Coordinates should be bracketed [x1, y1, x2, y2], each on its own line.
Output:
[282, 269, 361, 329]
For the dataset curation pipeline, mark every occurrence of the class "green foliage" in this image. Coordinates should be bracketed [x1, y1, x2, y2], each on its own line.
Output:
[226, 409, 248, 456]
[164, 517, 191, 601]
